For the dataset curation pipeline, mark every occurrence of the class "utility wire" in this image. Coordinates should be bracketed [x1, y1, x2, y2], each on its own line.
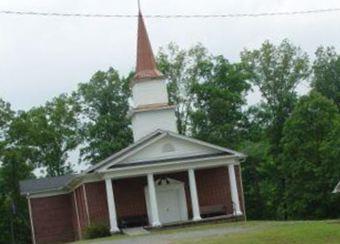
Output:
[0, 8, 339, 18]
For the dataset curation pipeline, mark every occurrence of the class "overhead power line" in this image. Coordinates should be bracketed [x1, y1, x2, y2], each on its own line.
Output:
[0, 8, 339, 19]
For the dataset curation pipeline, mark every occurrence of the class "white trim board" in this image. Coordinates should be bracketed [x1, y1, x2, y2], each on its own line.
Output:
[103, 155, 238, 180]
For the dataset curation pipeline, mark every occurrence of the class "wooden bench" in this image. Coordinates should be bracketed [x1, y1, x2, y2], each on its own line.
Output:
[119, 215, 148, 228]
[200, 204, 226, 218]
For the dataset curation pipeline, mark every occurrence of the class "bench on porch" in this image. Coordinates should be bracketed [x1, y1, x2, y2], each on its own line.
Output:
[118, 215, 148, 228]
[200, 204, 227, 218]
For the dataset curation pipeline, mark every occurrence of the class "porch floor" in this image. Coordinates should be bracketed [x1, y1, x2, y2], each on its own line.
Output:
[144, 214, 244, 230]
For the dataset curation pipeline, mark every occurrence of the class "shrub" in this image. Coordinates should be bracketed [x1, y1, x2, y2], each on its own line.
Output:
[83, 223, 111, 239]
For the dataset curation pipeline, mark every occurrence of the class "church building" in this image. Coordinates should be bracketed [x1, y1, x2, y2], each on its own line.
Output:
[20, 9, 246, 244]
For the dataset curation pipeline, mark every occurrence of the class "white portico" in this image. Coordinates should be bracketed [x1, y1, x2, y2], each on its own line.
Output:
[86, 129, 245, 231]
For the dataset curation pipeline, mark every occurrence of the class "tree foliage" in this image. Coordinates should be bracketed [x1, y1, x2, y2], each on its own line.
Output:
[241, 39, 310, 219]
[0, 150, 33, 244]
[190, 55, 251, 148]
[0, 98, 14, 152]
[7, 94, 80, 176]
[0, 99, 33, 244]
[157, 43, 212, 135]
[240, 105, 274, 219]
[241, 39, 310, 155]
[281, 91, 340, 219]
[312, 46, 340, 108]
[76, 67, 132, 164]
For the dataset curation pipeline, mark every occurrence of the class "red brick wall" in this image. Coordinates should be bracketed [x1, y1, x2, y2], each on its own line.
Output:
[85, 181, 109, 225]
[30, 194, 75, 244]
[113, 177, 148, 220]
[196, 167, 233, 214]
[29, 166, 245, 243]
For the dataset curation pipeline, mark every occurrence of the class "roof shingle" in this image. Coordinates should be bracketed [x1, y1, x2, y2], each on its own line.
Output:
[20, 174, 75, 195]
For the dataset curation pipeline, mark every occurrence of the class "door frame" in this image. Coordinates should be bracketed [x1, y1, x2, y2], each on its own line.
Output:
[145, 178, 188, 225]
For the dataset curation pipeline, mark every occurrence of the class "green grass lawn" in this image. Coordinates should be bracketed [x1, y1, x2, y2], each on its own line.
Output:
[178, 220, 340, 244]
[73, 220, 340, 244]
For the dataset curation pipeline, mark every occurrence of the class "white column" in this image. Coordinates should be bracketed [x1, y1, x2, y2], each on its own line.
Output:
[228, 164, 242, 215]
[105, 178, 119, 233]
[188, 168, 201, 221]
[147, 173, 161, 227]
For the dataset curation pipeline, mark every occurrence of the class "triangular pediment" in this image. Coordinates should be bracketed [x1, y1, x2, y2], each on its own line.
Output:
[120, 135, 220, 164]
[87, 130, 243, 173]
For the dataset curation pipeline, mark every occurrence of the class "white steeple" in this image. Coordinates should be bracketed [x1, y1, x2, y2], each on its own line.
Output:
[130, 9, 177, 141]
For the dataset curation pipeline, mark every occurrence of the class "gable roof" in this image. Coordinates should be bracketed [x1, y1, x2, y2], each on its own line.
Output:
[20, 130, 245, 195]
[86, 129, 164, 173]
[87, 129, 245, 173]
[20, 174, 75, 195]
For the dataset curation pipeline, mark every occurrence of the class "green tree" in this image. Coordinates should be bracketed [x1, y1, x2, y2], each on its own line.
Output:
[0, 99, 33, 243]
[157, 43, 212, 135]
[281, 91, 340, 219]
[0, 98, 14, 152]
[190, 55, 251, 148]
[76, 68, 132, 164]
[0, 149, 34, 244]
[241, 39, 310, 219]
[8, 94, 80, 176]
[241, 140, 275, 219]
[240, 105, 274, 219]
[241, 39, 310, 155]
[312, 46, 340, 108]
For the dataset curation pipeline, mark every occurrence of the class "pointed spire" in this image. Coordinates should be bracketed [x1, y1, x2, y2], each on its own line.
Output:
[134, 7, 163, 81]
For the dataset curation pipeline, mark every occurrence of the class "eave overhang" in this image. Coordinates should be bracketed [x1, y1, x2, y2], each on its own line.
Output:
[22, 153, 241, 198]
[101, 153, 240, 180]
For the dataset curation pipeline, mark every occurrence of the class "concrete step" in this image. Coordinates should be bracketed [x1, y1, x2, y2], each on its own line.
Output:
[122, 227, 150, 236]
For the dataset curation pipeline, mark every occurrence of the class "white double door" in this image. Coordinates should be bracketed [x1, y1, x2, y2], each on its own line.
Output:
[145, 178, 188, 225]
[157, 188, 182, 223]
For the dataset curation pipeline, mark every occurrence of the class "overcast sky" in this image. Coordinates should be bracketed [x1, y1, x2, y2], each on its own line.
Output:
[1, 0, 340, 111]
